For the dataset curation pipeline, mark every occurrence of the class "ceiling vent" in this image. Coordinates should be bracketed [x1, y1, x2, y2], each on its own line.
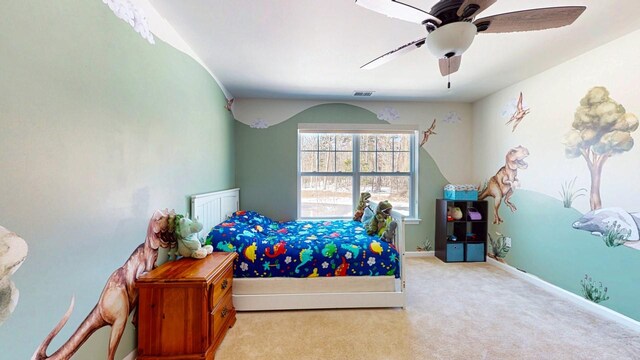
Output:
[353, 91, 375, 97]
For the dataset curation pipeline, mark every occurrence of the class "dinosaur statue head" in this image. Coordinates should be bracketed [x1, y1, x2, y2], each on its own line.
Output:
[146, 209, 174, 250]
[506, 145, 530, 170]
[359, 192, 371, 202]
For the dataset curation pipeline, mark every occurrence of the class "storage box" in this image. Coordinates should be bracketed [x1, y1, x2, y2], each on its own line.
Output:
[446, 243, 464, 262]
[443, 188, 478, 201]
[466, 243, 485, 262]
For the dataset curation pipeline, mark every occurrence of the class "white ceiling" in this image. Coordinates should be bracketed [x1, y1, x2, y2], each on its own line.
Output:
[149, 0, 640, 102]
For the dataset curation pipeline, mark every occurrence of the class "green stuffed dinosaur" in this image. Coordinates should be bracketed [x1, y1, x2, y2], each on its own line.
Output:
[353, 192, 372, 222]
[366, 200, 393, 236]
[177, 217, 213, 259]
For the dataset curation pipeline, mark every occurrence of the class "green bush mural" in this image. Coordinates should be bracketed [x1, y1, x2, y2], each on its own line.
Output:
[602, 222, 632, 248]
[559, 177, 587, 208]
[488, 232, 511, 262]
[580, 274, 610, 304]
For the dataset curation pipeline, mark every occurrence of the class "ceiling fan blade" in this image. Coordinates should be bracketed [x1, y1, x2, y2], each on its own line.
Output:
[474, 6, 586, 33]
[439, 55, 462, 76]
[457, 0, 497, 19]
[361, 37, 426, 70]
[355, 0, 441, 25]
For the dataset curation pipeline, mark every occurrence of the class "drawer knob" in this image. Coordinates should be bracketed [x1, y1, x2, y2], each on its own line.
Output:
[221, 307, 228, 318]
[221, 279, 229, 290]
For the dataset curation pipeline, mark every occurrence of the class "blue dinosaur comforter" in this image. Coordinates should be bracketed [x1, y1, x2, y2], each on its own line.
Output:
[206, 211, 400, 278]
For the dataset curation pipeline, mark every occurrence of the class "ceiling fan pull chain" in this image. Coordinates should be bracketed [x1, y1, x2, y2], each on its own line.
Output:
[447, 59, 451, 89]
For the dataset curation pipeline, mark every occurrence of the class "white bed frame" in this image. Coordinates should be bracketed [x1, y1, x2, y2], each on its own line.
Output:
[191, 188, 406, 311]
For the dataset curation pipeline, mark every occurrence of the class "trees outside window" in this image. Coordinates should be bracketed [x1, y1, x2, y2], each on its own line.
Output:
[299, 132, 416, 218]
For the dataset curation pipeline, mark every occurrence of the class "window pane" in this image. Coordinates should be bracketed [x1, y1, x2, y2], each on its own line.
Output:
[301, 134, 318, 151]
[300, 151, 317, 172]
[360, 134, 376, 151]
[360, 176, 410, 215]
[360, 151, 374, 172]
[336, 135, 352, 151]
[336, 152, 352, 172]
[318, 151, 336, 172]
[377, 152, 393, 172]
[394, 152, 410, 172]
[319, 134, 335, 151]
[376, 135, 393, 151]
[301, 176, 353, 218]
[393, 134, 410, 151]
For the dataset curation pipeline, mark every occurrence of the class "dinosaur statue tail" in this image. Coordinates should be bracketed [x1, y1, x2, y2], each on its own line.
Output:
[478, 181, 490, 200]
[31, 296, 75, 360]
[31, 297, 106, 360]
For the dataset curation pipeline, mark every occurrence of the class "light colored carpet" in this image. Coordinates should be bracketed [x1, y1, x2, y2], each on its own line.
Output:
[216, 257, 640, 360]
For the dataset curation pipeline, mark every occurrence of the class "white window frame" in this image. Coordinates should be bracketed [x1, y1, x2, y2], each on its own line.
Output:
[297, 123, 419, 221]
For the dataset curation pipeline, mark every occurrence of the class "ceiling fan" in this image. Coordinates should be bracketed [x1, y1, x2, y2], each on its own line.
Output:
[356, 0, 586, 80]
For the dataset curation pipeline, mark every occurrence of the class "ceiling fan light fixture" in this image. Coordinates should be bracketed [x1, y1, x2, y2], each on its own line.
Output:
[426, 22, 477, 58]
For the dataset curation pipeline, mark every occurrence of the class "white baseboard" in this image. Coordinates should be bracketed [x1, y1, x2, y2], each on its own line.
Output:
[123, 349, 137, 360]
[486, 257, 640, 333]
[405, 251, 434, 257]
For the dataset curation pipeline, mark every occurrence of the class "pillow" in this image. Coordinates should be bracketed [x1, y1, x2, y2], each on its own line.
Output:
[361, 206, 374, 225]
[230, 210, 276, 228]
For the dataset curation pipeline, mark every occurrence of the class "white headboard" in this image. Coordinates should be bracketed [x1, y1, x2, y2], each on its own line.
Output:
[190, 188, 240, 239]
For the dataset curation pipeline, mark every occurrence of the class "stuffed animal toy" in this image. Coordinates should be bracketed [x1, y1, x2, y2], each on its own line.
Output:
[380, 219, 398, 243]
[448, 206, 463, 220]
[353, 192, 372, 222]
[177, 217, 213, 259]
[366, 200, 393, 236]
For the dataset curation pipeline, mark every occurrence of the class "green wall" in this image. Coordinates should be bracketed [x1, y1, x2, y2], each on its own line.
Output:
[471, 29, 640, 321]
[0, 1, 234, 358]
[235, 103, 449, 251]
[497, 191, 640, 320]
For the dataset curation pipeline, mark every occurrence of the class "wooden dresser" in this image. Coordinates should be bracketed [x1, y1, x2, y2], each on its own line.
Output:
[136, 252, 237, 360]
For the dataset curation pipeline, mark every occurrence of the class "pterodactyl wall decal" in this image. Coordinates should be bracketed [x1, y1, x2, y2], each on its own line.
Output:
[420, 119, 437, 147]
[505, 92, 530, 132]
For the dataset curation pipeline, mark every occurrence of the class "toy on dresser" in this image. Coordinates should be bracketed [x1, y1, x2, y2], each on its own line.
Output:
[177, 216, 213, 259]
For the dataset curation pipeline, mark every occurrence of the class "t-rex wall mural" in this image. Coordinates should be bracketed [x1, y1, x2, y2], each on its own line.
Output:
[0, 226, 28, 326]
[32, 209, 178, 360]
[479, 146, 530, 224]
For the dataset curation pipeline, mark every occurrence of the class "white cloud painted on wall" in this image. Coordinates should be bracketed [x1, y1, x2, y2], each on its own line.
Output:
[250, 119, 270, 129]
[500, 96, 528, 119]
[377, 107, 400, 122]
[103, 0, 155, 44]
[443, 111, 462, 124]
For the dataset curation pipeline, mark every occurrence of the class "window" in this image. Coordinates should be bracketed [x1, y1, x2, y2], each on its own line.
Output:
[298, 125, 418, 219]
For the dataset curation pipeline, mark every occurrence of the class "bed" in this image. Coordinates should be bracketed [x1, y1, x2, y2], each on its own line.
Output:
[191, 188, 406, 311]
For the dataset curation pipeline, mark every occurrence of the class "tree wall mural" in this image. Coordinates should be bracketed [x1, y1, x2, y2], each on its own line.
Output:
[563, 87, 638, 210]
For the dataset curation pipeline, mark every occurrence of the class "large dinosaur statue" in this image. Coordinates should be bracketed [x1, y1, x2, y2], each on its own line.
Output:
[479, 146, 530, 224]
[32, 209, 176, 360]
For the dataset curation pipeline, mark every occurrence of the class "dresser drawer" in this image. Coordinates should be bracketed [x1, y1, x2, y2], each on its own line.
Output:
[210, 291, 235, 342]
[210, 266, 233, 309]
[136, 252, 237, 359]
